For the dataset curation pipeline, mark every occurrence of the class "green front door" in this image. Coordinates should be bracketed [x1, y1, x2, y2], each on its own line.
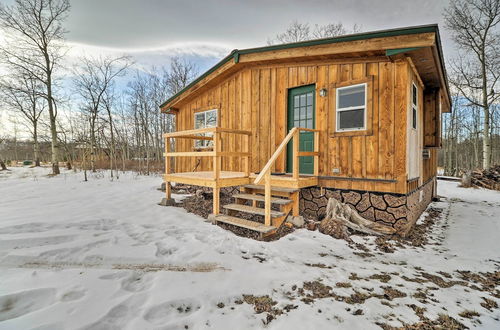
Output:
[286, 84, 315, 174]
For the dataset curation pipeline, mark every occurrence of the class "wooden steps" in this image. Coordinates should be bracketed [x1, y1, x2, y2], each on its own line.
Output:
[223, 204, 284, 217]
[242, 184, 298, 194]
[210, 183, 300, 239]
[212, 215, 276, 234]
[232, 193, 292, 205]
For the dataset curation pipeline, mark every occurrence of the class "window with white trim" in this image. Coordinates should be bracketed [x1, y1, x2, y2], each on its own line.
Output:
[411, 83, 418, 129]
[194, 109, 217, 148]
[336, 83, 367, 131]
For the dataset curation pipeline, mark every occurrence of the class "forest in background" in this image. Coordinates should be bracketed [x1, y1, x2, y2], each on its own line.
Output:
[0, 0, 499, 177]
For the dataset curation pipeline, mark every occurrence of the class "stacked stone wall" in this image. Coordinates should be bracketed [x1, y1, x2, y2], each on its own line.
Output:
[299, 179, 435, 236]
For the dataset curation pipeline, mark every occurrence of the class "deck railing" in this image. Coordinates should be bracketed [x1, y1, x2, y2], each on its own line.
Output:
[254, 127, 320, 226]
[163, 127, 251, 214]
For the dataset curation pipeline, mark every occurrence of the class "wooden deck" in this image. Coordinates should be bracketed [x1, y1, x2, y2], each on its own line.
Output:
[250, 173, 318, 189]
[165, 171, 251, 188]
[164, 171, 318, 189]
[165, 171, 318, 189]
[163, 126, 320, 229]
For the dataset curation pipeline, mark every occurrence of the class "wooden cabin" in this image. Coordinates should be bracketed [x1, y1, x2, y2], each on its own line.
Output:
[160, 24, 450, 238]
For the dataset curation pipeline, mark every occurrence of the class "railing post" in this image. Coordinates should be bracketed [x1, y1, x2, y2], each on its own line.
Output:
[293, 130, 299, 179]
[214, 131, 221, 181]
[314, 131, 319, 176]
[264, 170, 271, 226]
[165, 137, 171, 200]
[244, 134, 250, 176]
[213, 131, 221, 215]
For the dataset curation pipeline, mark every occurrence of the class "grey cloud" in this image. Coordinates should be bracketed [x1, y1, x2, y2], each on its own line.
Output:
[65, 0, 452, 53]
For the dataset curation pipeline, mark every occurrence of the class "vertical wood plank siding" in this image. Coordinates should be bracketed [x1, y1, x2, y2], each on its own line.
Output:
[173, 59, 439, 194]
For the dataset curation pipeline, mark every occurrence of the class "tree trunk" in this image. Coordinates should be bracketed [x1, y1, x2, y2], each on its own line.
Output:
[90, 116, 97, 173]
[0, 159, 7, 171]
[45, 55, 60, 175]
[482, 98, 491, 170]
[82, 148, 88, 182]
[33, 122, 41, 167]
[106, 105, 117, 179]
[481, 50, 491, 170]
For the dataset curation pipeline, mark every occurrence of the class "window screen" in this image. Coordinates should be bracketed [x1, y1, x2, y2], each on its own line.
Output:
[338, 109, 364, 130]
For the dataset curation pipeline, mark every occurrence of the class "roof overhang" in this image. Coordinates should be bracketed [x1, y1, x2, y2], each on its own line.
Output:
[160, 24, 451, 113]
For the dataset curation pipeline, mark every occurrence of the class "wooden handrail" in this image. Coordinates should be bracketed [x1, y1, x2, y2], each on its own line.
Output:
[254, 127, 319, 184]
[164, 127, 216, 138]
[296, 127, 320, 132]
[255, 127, 320, 226]
[215, 127, 252, 135]
[170, 134, 214, 141]
[254, 127, 298, 184]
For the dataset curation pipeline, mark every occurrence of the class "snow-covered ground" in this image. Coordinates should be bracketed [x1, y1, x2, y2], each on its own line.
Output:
[0, 167, 499, 329]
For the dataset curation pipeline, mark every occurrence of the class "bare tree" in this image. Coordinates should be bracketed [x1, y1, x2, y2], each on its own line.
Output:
[268, 20, 311, 44]
[0, 73, 46, 166]
[0, 0, 71, 175]
[166, 57, 198, 95]
[73, 55, 132, 173]
[102, 90, 119, 179]
[268, 20, 360, 45]
[312, 23, 361, 39]
[444, 0, 500, 169]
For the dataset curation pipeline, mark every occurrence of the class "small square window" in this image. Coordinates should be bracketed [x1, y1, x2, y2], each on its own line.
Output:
[194, 109, 218, 148]
[336, 83, 367, 131]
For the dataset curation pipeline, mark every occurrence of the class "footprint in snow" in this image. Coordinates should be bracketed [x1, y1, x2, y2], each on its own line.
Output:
[99, 271, 129, 280]
[143, 298, 201, 325]
[0, 288, 57, 322]
[155, 242, 178, 257]
[60, 287, 86, 302]
[81, 294, 147, 329]
[120, 272, 154, 292]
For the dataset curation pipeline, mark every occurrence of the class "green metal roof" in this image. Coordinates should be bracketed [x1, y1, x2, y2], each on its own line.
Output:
[160, 24, 447, 110]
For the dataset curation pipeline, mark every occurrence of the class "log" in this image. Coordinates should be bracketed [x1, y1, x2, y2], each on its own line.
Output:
[320, 198, 396, 237]
[461, 171, 472, 188]
[468, 165, 500, 191]
[0, 159, 7, 171]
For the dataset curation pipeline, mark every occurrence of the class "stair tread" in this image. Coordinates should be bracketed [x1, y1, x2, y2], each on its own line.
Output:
[213, 215, 276, 233]
[233, 193, 292, 205]
[243, 184, 298, 193]
[223, 204, 285, 217]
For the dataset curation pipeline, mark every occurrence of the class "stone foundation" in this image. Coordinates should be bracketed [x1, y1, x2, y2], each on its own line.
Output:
[405, 178, 435, 235]
[165, 179, 436, 237]
[299, 178, 435, 236]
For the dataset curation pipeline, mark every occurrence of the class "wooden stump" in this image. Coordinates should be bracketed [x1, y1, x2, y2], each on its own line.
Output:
[320, 198, 396, 237]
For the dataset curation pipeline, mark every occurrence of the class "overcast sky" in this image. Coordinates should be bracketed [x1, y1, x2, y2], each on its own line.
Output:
[64, 0, 452, 51]
[1, 0, 456, 136]
[0, 0, 456, 78]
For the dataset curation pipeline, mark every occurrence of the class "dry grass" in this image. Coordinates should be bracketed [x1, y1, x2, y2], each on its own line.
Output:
[458, 309, 480, 319]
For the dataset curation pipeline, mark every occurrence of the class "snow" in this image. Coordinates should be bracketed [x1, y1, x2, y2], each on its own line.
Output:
[0, 167, 499, 329]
